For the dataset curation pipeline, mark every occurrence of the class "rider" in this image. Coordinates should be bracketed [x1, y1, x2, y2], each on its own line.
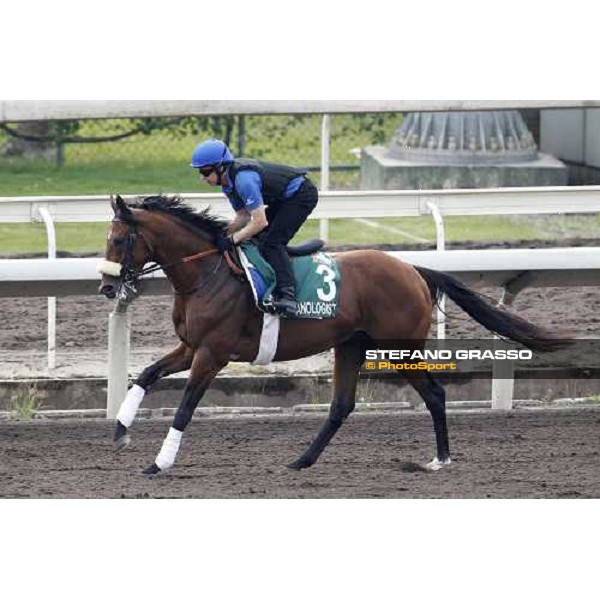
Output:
[190, 138, 319, 317]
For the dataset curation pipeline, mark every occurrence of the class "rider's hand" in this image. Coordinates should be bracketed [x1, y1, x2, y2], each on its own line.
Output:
[216, 235, 236, 252]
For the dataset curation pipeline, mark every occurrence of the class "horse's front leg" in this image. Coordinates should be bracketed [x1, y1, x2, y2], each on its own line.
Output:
[288, 335, 363, 470]
[142, 346, 227, 477]
[114, 342, 194, 450]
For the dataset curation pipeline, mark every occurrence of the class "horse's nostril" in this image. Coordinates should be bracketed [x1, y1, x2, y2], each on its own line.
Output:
[99, 284, 116, 298]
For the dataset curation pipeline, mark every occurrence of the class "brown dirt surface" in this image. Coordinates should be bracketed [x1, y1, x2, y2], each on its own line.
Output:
[1, 243, 600, 498]
[1, 408, 599, 498]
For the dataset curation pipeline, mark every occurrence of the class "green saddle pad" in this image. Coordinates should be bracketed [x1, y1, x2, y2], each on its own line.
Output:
[239, 242, 341, 319]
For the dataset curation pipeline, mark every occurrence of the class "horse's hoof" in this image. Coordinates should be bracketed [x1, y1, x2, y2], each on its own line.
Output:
[286, 458, 311, 471]
[114, 421, 129, 450]
[114, 434, 131, 452]
[425, 457, 452, 471]
[142, 463, 162, 478]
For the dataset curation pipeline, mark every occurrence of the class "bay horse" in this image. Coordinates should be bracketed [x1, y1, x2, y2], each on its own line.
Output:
[99, 194, 571, 476]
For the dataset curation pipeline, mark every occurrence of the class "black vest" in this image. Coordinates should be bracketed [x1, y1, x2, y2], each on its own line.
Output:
[227, 159, 307, 206]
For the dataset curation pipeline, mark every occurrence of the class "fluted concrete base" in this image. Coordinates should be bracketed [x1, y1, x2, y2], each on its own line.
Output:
[360, 145, 568, 190]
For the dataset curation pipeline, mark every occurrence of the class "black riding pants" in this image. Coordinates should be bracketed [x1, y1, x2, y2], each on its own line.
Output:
[258, 179, 318, 292]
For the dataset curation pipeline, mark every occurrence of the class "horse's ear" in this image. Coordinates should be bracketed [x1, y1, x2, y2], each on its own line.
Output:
[112, 194, 134, 222]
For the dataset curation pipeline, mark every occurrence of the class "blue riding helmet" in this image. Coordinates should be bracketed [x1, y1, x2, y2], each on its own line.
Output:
[190, 139, 234, 168]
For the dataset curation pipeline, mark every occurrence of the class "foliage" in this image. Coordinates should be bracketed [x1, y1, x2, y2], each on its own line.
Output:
[0, 116, 238, 145]
[7, 383, 41, 420]
[0, 112, 404, 180]
[348, 113, 394, 144]
[308, 375, 324, 405]
[357, 377, 378, 403]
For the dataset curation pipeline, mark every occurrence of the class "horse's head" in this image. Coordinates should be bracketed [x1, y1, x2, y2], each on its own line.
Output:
[97, 195, 153, 300]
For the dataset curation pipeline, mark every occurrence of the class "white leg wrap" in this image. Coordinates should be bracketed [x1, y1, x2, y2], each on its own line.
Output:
[425, 457, 452, 471]
[116, 384, 146, 428]
[155, 427, 183, 471]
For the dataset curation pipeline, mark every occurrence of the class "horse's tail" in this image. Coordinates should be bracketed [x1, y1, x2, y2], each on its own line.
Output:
[415, 266, 574, 353]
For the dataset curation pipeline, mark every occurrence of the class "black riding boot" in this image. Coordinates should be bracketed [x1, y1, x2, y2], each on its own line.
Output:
[271, 285, 299, 318]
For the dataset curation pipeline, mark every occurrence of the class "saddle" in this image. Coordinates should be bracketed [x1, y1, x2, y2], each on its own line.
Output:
[234, 239, 341, 320]
[228, 239, 325, 273]
[287, 239, 325, 256]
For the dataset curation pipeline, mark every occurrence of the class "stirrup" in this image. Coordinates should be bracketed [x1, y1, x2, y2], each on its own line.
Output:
[271, 296, 299, 318]
[260, 298, 279, 315]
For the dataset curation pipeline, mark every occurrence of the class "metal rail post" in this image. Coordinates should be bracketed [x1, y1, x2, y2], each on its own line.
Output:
[106, 300, 130, 420]
[425, 201, 446, 340]
[491, 288, 516, 410]
[320, 114, 330, 242]
[491, 272, 535, 409]
[36, 207, 57, 370]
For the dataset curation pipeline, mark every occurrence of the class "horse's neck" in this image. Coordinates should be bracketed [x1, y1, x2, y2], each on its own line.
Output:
[150, 221, 212, 262]
[148, 221, 219, 292]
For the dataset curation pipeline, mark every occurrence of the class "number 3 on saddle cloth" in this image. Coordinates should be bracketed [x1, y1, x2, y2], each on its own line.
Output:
[237, 241, 341, 320]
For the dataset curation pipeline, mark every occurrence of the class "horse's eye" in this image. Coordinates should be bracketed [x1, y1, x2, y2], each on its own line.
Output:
[113, 237, 126, 247]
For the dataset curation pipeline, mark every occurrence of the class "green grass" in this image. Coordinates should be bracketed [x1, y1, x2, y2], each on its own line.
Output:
[0, 222, 111, 254]
[3, 214, 596, 256]
[295, 213, 600, 246]
[0, 159, 213, 196]
[0, 113, 401, 195]
[7, 383, 40, 420]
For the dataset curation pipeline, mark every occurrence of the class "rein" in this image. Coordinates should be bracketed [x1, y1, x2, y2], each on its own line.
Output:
[137, 246, 244, 279]
[136, 247, 221, 278]
[109, 218, 244, 301]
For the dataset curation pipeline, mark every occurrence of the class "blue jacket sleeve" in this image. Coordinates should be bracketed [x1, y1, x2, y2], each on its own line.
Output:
[234, 170, 264, 211]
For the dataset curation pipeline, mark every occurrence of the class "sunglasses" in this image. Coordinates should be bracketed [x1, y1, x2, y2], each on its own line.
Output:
[198, 166, 215, 177]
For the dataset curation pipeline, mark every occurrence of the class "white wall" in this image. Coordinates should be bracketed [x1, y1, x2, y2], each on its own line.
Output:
[584, 109, 600, 168]
[540, 109, 585, 162]
[540, 108, 600, 168]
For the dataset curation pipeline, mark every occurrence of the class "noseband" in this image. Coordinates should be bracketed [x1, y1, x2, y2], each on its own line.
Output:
[98, 218, 242, 302]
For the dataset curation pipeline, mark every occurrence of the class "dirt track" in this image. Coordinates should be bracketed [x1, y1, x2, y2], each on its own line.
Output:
[1, 243, 600, 497]
[1, 408, 599, 498]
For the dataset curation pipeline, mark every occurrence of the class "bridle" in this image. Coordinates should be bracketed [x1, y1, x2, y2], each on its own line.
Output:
[100, 218, 243, 302]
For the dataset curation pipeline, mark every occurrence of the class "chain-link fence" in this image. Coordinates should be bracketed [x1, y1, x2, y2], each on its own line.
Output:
[0, 113, 404, 194]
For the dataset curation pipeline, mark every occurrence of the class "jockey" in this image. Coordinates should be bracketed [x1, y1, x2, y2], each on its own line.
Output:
[190, 138, 319, 317]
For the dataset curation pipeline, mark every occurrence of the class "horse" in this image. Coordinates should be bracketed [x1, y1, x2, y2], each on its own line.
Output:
[98, 194, 572, 477]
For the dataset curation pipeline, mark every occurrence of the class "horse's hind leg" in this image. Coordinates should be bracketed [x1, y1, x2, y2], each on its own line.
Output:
[406, 371, 451, 470]
[114, 342, 194, 450]
[287, 335, 364, 471]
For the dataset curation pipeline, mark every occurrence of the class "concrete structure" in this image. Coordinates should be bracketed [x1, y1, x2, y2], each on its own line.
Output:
[361, 111, 568, 190]
[540, 108, 600, 166]
[3, 101, 599, 122]
[539, 108, 600, 185]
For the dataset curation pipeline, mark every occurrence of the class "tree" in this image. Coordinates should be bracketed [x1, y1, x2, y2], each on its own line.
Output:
[0, 115, 239, 167]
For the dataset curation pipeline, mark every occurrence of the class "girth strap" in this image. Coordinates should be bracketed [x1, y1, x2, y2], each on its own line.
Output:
[224, 250, 245, 276]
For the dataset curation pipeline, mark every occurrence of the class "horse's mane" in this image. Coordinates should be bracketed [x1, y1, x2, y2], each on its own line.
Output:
[131, 195, 230, 239]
